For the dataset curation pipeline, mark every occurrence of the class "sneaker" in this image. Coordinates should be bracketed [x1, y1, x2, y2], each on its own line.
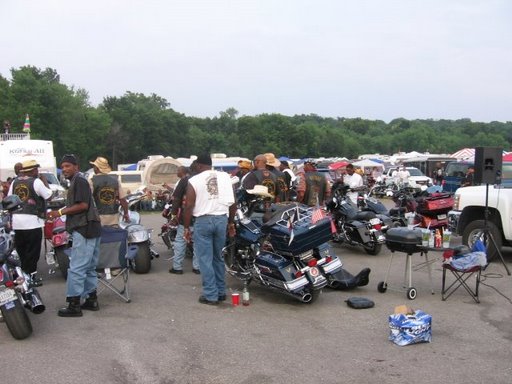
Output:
[198, 296, 219, 305]
[169, 268, 183, 275]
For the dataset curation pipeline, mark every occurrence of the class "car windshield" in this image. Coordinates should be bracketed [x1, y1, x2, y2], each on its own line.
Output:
[41, 172, 60, 185]
[407, 168, 424, 177]
[445, 163, 471, 177]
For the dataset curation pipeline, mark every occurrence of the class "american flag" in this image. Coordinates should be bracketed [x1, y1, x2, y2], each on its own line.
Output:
[288, 214, 295, 246]
[311, 207, 326, 224]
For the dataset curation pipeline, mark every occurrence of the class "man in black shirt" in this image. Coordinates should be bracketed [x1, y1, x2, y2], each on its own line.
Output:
[47, 154, 102, 317]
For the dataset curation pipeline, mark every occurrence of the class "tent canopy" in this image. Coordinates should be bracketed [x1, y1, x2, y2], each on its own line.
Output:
[352, 159, 385, 170]
[451, 148, 475, 160]
[328, 161, 349, 171]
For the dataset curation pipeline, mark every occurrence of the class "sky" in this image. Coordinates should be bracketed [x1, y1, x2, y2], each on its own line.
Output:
[1, 0, 511, 123]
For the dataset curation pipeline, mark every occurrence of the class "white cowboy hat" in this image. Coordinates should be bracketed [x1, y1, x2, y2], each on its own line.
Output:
[246, 185, 274, 198]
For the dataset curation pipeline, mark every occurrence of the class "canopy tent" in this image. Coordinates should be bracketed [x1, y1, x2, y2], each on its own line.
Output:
[451, 148, 475, 160]
[503, 153, 512, 162]
[328, 161, 349, 171]
[352, 159, 385, 170]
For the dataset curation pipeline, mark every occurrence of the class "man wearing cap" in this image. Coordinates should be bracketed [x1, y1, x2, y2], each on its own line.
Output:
[296, 160, 330, 206]
[47, 155, 102, 317]
[8, 159, 52, 284]
[89, 156, 129, 226]
[182, 154, 236, 305]
[242, 154, 278, 201]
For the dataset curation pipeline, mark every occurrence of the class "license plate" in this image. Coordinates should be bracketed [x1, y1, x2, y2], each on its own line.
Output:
[438, 214, 447, 220]
[0, 287, 16, 306]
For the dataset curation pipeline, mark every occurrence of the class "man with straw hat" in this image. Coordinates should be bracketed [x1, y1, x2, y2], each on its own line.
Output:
[8, 159, 53, 285]
[89, 156, 130, 226]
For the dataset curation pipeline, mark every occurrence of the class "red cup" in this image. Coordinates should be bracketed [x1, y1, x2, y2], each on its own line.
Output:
[231, 293, 240, 306]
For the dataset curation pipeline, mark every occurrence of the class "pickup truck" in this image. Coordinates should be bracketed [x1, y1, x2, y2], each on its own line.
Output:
[448, 162, 512, 259]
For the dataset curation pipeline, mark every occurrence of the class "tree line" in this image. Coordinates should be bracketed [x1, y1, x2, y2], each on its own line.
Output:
[1, 66, 511, 168]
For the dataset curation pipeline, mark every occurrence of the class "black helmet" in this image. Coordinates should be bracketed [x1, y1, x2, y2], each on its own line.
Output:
[2, 195, 22, 211]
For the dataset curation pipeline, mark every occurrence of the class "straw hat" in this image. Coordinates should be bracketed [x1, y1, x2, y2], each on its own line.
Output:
[20, 159, 40, 172]
[90, 156, 112, 173]
[264, 153, 281, 168]
[238, 159, 252, 170]
[246, 185, 274, 198]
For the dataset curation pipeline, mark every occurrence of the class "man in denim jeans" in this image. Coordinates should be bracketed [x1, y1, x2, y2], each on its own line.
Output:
[183, 154, 236, 305]
[47, 154, 102, 317]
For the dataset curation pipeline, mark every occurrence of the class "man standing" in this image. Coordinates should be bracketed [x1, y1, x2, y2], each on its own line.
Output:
[8, 159, 52, 284]
[183, 154, 236, 305]
[89, 156, 129, 226]
[296, 160, 330, 206]
[242, 154, 278, 200]
[343, 163, 364, 204]
[264, 153, 289, 201]
[462, 166, 475, 187]
[47, 155, 102, 317]
[168, 164, 200, 275]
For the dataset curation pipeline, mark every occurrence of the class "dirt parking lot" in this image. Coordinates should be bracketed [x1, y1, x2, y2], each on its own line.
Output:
[1, 212, 511, 384]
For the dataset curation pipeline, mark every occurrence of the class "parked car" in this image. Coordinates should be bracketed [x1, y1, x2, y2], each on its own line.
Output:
[383, 166, 433, 189]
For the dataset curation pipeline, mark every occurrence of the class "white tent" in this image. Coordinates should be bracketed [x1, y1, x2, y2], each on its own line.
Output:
[450, 148, 475, 160]
[352, 159, 385, 171]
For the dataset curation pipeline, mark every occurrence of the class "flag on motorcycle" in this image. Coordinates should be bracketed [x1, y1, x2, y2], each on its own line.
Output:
[311, 207, 326, 224]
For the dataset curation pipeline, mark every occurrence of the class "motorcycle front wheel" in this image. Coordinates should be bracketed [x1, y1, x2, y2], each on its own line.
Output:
[1, 299, 33, 340]
[132, 241, 152, 274]
[363, 242, 382, 256]
[55, 247, 70, 279]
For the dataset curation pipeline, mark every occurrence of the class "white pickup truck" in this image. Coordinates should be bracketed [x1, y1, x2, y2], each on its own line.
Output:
[448, 165, 512, 259]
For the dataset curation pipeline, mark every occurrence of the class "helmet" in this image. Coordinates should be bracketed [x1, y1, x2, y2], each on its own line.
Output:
[2, 195, 22, 211]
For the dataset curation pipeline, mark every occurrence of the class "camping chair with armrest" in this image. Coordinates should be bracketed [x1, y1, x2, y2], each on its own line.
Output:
[96, 226, 138, 303]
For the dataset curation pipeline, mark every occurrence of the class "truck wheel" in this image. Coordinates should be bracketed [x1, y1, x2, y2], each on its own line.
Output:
[1, 300, 33, 340]
[462, 219, 502, 261]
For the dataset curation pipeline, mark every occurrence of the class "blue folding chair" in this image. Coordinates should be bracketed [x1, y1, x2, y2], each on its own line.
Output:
[96, 226, 137, 303]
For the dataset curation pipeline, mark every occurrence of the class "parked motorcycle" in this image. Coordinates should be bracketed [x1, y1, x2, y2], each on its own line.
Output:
[0, 195, 45, 340]
[224, 193, 344, 303]
[44, 215, 70, 279]
[356, 189, 394, 230]
[326, 182, 386, 255]
[119, 192, 159, 274]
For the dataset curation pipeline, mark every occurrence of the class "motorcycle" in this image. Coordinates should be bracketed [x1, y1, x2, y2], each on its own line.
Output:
[0, 195, 45, 340]
[356, 189, 394, 230]
[159, 202, 194, 259]
[224, 193, 344, 303]
[119, 192, 160, 274]
[44, 215, 71, 279]
[326, 182, 386, 255]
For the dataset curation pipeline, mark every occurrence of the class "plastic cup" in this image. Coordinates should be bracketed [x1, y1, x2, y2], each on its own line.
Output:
[421, 229, 430, 247]
[443, 230, 451, 248]
[231, 293, 240, 306]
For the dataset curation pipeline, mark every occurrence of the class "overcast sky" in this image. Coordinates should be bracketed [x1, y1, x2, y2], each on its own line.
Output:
[1, 0, 511, 122]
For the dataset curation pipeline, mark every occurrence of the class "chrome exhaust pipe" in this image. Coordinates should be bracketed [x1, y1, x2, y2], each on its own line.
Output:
[27, 289, 46, 314]
[301, 292, 313, 303]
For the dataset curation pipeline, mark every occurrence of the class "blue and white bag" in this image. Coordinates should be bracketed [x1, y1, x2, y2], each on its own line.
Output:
[389, 310, 432, 346]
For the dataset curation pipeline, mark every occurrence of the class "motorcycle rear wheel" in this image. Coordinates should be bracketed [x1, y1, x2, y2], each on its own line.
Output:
[1, 299, 33, 340]
[363, 243, 382, 256]
[132, 241, 151, 274]
[55, 247, 70, 280]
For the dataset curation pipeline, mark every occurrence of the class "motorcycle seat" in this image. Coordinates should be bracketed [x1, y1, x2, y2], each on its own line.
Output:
[351, 211, 377, 221]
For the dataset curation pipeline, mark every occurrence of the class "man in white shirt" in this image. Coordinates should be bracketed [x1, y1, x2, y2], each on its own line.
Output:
[397, 165, 411, 186]
[183, 154, 236, 305]
[343, 164, 364, 204]
[8, 159, 52, 284]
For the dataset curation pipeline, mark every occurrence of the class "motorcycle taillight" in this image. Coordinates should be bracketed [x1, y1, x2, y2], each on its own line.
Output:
[0, 269, 3, 281]
[307, 259, 318, 267]
[5, 280, 15, 288]
[54, 234, 64, 247]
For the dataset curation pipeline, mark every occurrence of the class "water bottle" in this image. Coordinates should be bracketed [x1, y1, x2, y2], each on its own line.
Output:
[46, 250, 56, 265]
[242, 287, 250, 306]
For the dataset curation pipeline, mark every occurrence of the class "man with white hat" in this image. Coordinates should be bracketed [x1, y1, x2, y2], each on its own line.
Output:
[89, 156, 129, 226]
[8, 159, 53, 284]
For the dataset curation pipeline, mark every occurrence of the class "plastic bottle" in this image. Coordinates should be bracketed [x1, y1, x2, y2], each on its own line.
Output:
[434, 229, 442, 248]
[242, 287, 250, 306]
[45, 251, 56, 265]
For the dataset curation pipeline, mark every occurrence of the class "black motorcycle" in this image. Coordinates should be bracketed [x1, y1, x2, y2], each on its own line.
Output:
[224, 194, 344, 303]
[326, 182, 386, 255]
[0, 196, 45, 340]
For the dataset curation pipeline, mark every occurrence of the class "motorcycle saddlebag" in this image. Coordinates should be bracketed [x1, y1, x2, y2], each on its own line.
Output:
[416, 194, 454, 214]
[385, 227, 423, 254]
[255, 252, 297, 281]
[267, 218, 332, 254]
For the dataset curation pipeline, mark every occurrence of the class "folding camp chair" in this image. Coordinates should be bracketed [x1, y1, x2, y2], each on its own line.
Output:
[441, 264, 482, 303]
[96, 226, 137, 303]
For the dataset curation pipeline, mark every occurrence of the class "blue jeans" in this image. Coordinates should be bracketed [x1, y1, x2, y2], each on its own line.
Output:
[66, 231, 101, 298]
[193, 215, 228, 301]
[173, 224, 199, 270]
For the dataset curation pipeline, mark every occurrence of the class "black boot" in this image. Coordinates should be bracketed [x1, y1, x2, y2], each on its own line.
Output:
[81, 291, 99, 311]
[58, 296, 83, 317]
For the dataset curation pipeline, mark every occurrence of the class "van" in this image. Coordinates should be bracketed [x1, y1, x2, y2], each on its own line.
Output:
[442, 161, 473, 192]
[108, 171, 144, 195]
